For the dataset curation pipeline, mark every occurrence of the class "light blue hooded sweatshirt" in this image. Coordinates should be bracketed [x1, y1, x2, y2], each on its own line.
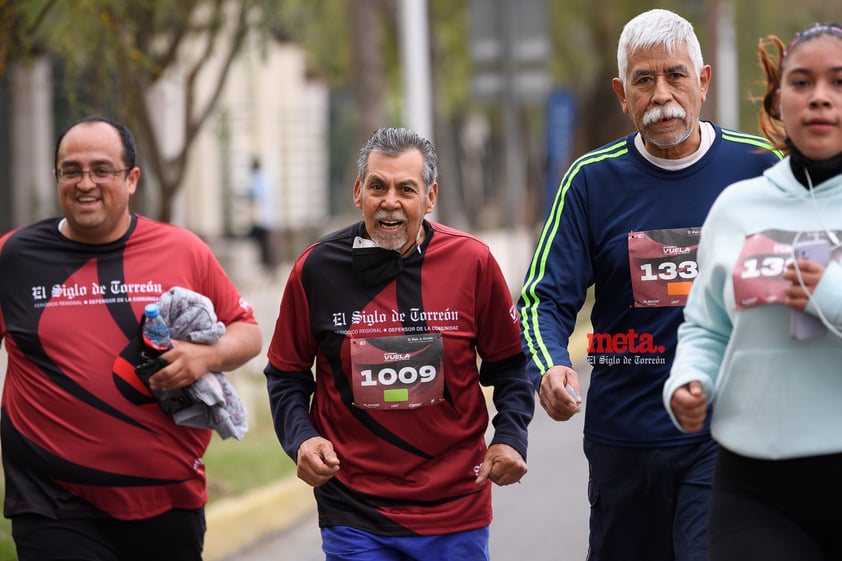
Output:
[664, 157, 842, 460]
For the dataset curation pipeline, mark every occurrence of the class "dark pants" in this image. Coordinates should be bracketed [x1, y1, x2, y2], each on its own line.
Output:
[708, 447, 842, 561]
[12, 508, 205, 561]
[584, 438, 718, 561]
[250, 224, 278, 267]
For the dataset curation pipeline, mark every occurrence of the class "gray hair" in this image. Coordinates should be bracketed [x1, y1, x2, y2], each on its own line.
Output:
[357, 127, 438, 193]
[616, 9, 704, 86]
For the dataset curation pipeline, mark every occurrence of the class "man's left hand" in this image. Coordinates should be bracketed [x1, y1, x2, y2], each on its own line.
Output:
[474, 443, 527, 486]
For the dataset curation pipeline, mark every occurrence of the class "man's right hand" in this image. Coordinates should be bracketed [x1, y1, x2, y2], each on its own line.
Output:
[296, 436, 341, 487]
[670, 381, 708, 433]
[539, 365, 582, 421]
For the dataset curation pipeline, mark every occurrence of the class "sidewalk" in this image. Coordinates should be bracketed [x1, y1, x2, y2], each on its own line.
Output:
[205, 477, 315, 560]
[203, 240, 307, 561]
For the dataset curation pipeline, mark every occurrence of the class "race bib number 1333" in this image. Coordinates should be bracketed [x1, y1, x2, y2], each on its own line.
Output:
[628, 227, 701, 307]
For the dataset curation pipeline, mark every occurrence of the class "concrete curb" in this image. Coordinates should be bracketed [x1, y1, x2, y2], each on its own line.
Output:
[205, 476, 315, 560]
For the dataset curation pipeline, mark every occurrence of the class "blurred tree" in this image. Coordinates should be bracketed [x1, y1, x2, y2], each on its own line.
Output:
[96, 0, 252, 223]
[348, 0, 387, 149]
[547, 0, 688, 157]
[3, 0, 837, 227]
[2, 0, 270, 223]
[0, 1, 55, 76]
[547, 0, 841, 156]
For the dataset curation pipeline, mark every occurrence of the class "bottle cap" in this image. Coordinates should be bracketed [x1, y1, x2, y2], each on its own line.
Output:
[145, 303, 160, 318]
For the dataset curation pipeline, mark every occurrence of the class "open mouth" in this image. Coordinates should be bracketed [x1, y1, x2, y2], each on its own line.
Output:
[77, 195, 100, 207]
[376, 216, 405, 232]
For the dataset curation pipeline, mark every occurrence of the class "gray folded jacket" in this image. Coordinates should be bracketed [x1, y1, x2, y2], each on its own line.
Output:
[156, 286, 249, 440]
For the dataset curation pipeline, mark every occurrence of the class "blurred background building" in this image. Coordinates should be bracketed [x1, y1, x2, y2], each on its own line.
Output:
[0, 0, 838, 259]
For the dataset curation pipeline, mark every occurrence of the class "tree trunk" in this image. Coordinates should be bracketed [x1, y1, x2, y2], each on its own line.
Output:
[348, 0, 386, 150]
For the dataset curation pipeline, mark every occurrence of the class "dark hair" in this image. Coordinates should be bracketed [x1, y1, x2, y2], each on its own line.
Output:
[755, 23, 842, 153]
[54, 116, 138, 169]
[357, 127, 438, 193]
[783, 23, 842, 63]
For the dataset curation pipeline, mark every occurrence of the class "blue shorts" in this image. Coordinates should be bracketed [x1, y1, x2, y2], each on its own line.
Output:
[321, 525, 490, 561]
[584, 438, 718, 561]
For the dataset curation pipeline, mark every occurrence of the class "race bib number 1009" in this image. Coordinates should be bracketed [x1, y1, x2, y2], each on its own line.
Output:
[350, 332, 445, 410]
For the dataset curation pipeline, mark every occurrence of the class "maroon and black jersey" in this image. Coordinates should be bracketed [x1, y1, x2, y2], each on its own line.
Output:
[0, 215, 256, 521]
[266, 220, 533, 536]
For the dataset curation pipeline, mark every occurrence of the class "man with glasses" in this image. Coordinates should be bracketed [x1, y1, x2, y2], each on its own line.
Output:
[0, 116, 262, 560]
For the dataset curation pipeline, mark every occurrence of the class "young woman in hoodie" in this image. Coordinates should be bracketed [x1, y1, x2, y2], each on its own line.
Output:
[664, 23, 842, 561]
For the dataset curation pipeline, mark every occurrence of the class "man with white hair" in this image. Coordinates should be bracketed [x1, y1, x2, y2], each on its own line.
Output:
[518, 9, 781, 561]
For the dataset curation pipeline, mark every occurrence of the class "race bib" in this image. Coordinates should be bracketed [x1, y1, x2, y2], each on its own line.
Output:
[350, 333, 445, 410]
[628, 228, 701, 307]
[733, 230, 840, 309]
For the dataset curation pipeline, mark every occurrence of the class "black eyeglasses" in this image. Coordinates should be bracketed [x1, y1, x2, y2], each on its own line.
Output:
[56, 166, 131, 185]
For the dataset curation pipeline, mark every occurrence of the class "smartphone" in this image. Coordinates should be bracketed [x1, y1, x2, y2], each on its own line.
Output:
[789, 238, 831, 340]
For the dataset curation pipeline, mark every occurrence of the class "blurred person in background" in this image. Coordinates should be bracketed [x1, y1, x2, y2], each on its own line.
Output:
[248, 156, 280, 270]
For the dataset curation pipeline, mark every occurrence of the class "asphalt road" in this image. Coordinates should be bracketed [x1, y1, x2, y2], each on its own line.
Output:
[225, 369, 592, 561]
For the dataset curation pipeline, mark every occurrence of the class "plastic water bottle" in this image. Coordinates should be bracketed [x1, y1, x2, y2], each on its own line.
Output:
[141, 303, 172, 355]
[137, 303, 192, 414]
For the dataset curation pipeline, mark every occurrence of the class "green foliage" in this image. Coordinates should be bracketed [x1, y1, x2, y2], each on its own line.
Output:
[2, 0, 274, 221]
[0, 0, 53, 75]
[261, 0, 352, 88]
[430, 0, 471, 117]
[0, 517, 13, 561]
[203, 399, 296, 501]
[3, 0, 841, 232]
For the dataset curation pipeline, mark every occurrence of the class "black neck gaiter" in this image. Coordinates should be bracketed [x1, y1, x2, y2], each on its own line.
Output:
[786, 137, 842, 189]
[351, 245, 405, 286]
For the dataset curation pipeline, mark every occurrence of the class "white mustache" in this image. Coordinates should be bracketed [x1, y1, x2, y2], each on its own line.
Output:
[642, 104, 686, 126]
[374, 212, 406, 223]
